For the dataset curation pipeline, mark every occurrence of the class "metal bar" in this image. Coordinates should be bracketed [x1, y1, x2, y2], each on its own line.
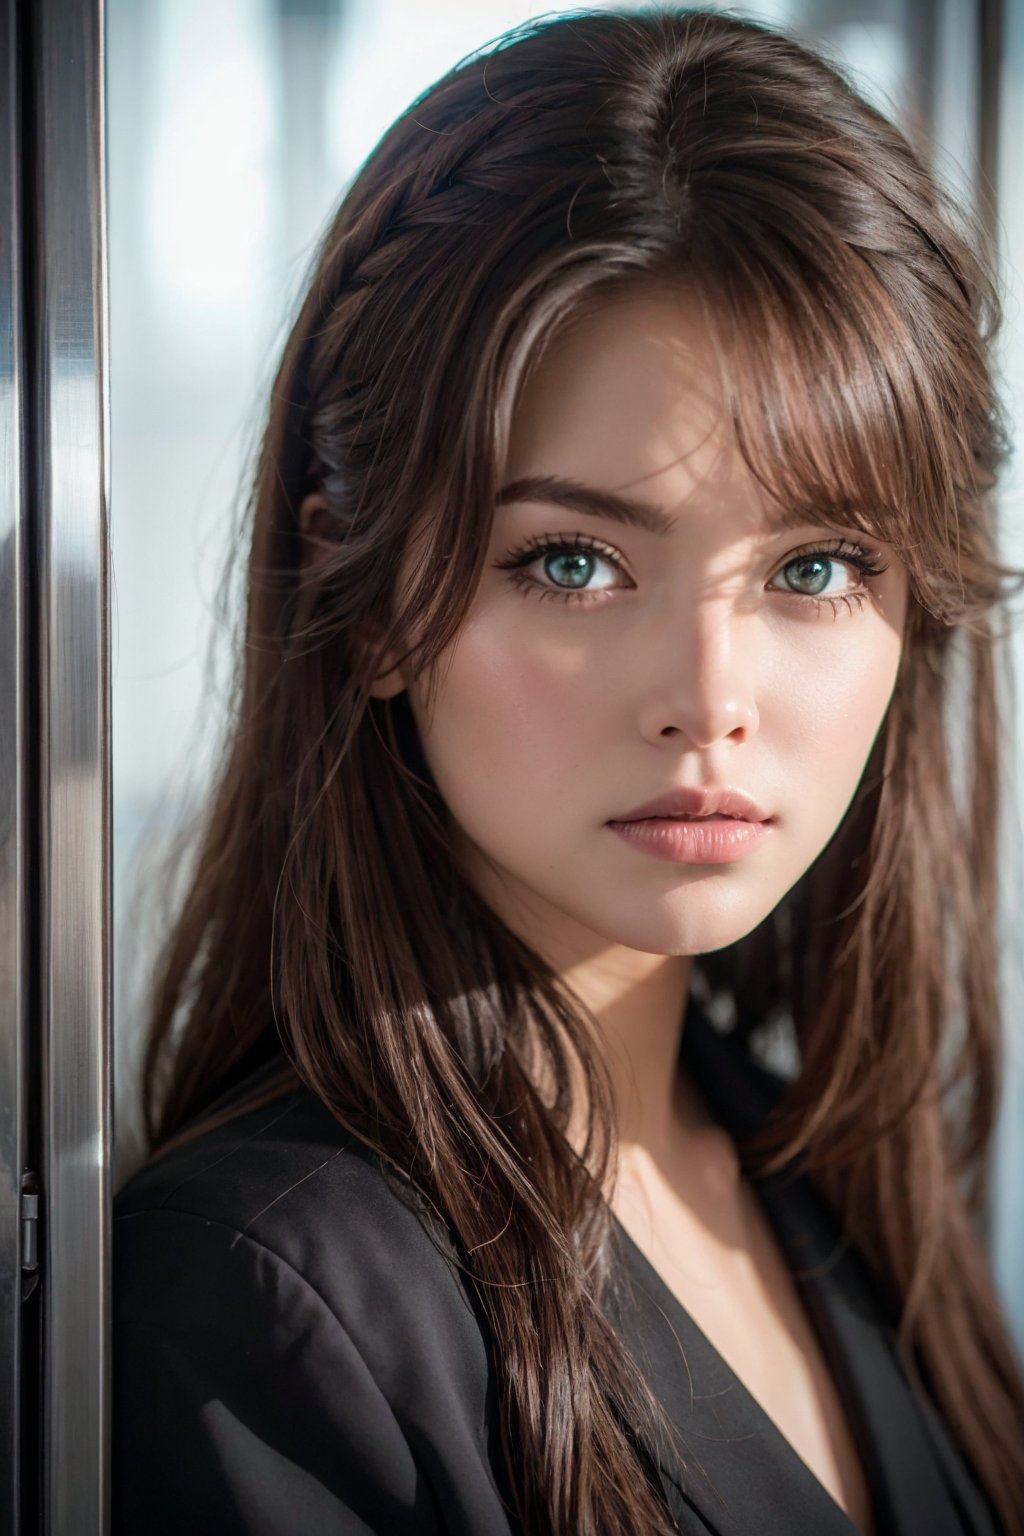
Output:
[27, 0, 111, 1530]
[0, 0, 29, 1529]
[977, 0, 1002, 274]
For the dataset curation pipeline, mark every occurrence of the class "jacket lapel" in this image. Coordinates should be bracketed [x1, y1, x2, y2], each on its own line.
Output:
[754, 1164, 996, 1536]
[605, 1213, 862, 1536]
[603, 996, 992, 1536]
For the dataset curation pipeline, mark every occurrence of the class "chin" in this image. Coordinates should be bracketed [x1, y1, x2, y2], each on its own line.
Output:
[573, 895, 774, 959]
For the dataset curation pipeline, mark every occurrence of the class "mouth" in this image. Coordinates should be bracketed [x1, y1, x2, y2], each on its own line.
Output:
[629, 812, 736, 821]
[606, 810, 774, 865]
[608, 786, 771, 825]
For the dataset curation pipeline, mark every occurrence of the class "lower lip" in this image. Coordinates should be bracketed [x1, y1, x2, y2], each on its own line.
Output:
[606, 816, 772, 864]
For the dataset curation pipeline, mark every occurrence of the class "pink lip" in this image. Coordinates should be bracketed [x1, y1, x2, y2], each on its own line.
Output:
[607, 816, 772, 865]
[609, 784, 771, 824]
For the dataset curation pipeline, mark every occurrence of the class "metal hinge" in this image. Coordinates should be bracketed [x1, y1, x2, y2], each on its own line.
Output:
[21, 1172, 40, 1300]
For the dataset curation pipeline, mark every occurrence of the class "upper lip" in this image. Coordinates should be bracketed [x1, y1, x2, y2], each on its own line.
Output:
[609, 786, 771, 823]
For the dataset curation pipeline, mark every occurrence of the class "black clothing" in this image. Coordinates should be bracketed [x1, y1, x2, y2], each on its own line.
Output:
[113, 998, 1002, 1534]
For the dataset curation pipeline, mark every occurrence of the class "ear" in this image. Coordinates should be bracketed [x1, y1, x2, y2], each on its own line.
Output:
[367, 658, 407, 701]
[298, 492, 407, 700]
[297, 491, 337, 565]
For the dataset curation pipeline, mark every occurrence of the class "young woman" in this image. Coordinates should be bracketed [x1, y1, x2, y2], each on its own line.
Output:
[112, 8, 1024, 1535]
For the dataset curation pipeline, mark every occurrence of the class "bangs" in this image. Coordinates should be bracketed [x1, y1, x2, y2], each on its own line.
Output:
[692, 234, 985, 622]
[494, 238, 989, 629]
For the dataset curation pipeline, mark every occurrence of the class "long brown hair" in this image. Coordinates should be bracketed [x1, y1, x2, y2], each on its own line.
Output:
[134, 9, 1024, 1532]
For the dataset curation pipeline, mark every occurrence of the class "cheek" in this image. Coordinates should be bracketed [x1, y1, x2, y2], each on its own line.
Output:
[768, 625, 902, 788]
[420, 620, 610, 788]
[436, 623, 601, 749]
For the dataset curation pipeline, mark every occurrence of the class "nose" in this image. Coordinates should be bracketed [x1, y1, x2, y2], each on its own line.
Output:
[636, 597, 760, 748]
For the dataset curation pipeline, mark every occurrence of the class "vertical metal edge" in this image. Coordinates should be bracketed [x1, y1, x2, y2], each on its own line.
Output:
[0, 0, 26, 1531]
[977, 0, 1002, 274]
[33, 0, 111, 1530]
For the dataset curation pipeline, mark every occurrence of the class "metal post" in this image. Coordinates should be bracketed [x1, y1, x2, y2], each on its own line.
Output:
[0, 0, 31, 1530]
[26, 0, 109, 1530]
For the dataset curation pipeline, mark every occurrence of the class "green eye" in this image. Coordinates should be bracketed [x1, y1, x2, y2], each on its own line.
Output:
[782, 555, 833, 596]
[544, 551, 596, 588]
[494, 532, 627, 605]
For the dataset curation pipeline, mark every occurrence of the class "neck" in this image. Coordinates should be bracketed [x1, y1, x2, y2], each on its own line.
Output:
[560, 946, 695, 1158]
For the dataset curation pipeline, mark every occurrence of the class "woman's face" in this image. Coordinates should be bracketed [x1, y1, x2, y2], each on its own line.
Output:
[389, 291, 908, 964]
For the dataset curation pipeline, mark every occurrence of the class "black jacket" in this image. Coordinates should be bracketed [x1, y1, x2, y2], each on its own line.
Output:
[113, 998, 1005, 1535]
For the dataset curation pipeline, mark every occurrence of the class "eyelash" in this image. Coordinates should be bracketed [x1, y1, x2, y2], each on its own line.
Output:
[493, 531, 891, 616]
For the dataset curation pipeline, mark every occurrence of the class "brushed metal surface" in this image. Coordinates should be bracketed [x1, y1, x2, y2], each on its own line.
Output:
[30, 0, 111, 1532]
[0, 0, 27, 1531]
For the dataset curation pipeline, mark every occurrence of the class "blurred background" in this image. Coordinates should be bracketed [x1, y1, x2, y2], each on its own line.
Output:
[106, 0, 1024, 1348]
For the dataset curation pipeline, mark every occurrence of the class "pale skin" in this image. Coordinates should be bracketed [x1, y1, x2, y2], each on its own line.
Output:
[300, 290, 909, 1535]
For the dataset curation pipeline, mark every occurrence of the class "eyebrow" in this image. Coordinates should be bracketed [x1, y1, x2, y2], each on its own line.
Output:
[495, 474, 805, 534]
[495, 476, 676, 535]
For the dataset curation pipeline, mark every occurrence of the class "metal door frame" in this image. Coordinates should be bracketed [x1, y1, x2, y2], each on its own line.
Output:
[1, 0, 109, 1531]
[0, 0, 31, 1526]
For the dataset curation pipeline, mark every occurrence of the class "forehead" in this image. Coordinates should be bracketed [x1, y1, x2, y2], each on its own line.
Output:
[504, 290, 788, 534]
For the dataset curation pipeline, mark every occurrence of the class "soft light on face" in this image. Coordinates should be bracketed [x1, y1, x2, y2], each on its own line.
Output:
[394, 290, 908, 966]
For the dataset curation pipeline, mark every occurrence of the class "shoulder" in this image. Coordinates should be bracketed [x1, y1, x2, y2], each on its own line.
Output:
[113, 1080, 511, 1535]
[114, 1078, 493, 1402]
